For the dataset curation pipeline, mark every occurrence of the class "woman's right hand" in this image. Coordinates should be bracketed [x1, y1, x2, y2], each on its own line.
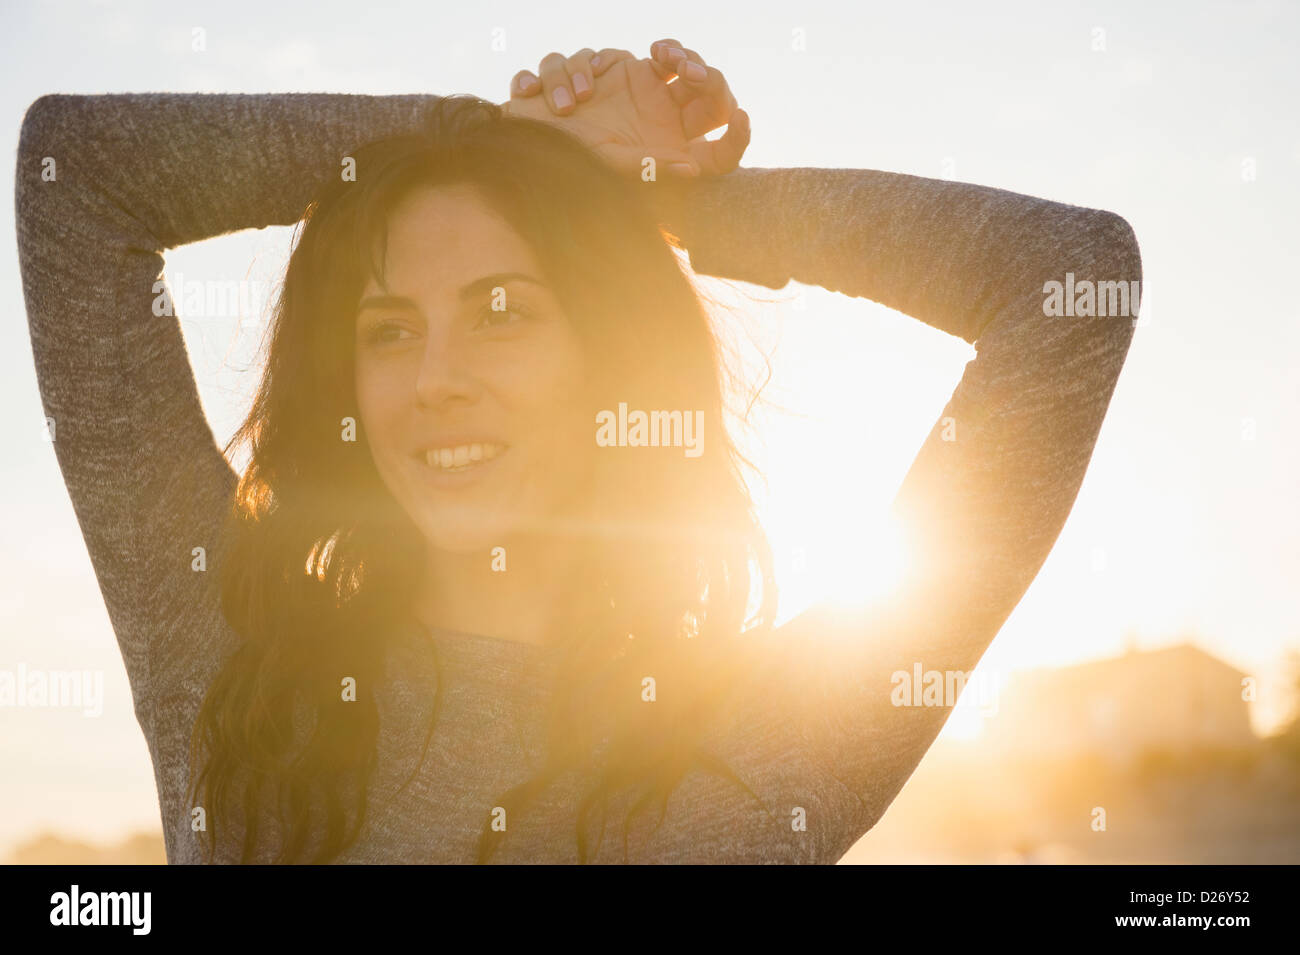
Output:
[503, 40, 751, 179]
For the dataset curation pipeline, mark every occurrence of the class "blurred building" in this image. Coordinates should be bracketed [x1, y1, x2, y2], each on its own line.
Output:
[4, 831, 166, 865]
[982, 642, 1256, 764]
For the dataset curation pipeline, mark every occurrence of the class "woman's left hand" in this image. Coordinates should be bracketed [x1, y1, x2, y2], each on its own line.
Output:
[503, 39, 750, 179]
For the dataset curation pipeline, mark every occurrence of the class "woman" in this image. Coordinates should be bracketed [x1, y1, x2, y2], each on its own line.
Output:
[15, 40, 1142, 864]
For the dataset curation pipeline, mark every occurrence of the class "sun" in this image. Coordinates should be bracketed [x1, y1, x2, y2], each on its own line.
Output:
[766, 503, 914, 627]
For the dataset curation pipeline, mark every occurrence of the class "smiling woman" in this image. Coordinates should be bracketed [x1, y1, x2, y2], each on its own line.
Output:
[181, 91, 776, 864]
[16, 42, 1141, 864]
[351, 186, 594, 561]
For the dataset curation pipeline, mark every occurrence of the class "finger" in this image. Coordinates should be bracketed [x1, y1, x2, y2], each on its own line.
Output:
[648, 45, 740, 139]
[566, 48, 597, 102]
[648, 38, 695, 82]
[688, 107, 750, 176]
[674, 46, 711, 85]
[650, 40, 704, 80]
[649, 43, 717, 112]
[649, 38, 685, 61]
[511, 69, 541, 97]
[679, 64, 739, 140]
[591, 47, 634, 76]
[594, 143, 700, 179]
[538, 51, 576, 115]
[648, 38, 686, 82]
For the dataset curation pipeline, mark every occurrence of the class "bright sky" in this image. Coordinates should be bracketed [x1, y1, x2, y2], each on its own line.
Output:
[1, 0, 1297, 855]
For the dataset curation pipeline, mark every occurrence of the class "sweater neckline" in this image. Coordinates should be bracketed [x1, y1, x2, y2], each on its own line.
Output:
[416, 622, 568, 681]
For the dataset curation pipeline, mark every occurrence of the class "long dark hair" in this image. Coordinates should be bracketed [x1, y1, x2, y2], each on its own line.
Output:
[187, 94, 779, 863]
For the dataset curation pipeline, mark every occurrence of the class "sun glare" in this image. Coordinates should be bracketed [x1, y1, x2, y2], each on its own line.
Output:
[767, 503, 914, 627]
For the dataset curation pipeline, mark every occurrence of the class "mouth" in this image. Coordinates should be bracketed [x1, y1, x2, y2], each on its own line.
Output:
[412, 442, 509, 478]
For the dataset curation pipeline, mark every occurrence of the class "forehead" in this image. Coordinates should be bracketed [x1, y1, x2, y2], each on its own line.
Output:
[362, 183, 540, 295]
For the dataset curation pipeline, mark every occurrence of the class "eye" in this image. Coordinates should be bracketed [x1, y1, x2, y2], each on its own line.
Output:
[477, 303, 532, 329]
[364, 321, 417, 345]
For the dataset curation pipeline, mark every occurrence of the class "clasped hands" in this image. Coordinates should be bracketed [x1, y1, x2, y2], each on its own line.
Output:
[500, 39, 750, 179]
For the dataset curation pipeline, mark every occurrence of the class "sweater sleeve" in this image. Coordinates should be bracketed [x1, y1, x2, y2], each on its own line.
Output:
[14, 93, 442, 732]
[649, 167, 1143, 863]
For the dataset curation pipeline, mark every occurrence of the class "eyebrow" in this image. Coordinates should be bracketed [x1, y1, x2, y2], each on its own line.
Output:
[356, 272, 547, 314]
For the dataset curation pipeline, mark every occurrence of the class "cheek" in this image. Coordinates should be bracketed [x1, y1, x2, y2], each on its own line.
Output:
[498, 342, 593, 476]
[354, 360, 405, 459]
[515, 343, 589, 434]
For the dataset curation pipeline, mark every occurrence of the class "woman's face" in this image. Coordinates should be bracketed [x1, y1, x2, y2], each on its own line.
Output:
[354, 183, 594, 554]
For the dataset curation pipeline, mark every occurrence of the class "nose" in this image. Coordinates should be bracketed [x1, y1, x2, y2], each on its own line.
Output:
[414, 323, 479, 409]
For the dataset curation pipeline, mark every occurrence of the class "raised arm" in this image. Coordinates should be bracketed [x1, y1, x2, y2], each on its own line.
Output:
[15, 93, 440, 724]
[647, 167, 1142, 862]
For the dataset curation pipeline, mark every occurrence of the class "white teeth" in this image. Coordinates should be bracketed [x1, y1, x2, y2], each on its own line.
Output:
[424, 443, 505, 471]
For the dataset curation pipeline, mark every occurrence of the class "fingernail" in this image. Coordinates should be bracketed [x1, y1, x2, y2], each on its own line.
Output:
[668, 163, 698, 176]
[669, 47, 686, 60]
[519, 72, 538, 91]
[590, 54, 602, 69]
[684, 62, 706, 81]
[553, 86, 573, 109]
[573, 73, 590, 95]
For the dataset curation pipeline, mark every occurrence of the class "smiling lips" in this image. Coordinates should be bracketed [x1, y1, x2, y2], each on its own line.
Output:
[420, 442, 507, 473]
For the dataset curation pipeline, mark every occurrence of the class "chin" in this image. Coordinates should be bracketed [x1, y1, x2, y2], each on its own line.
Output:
[415, 507, 518, 555]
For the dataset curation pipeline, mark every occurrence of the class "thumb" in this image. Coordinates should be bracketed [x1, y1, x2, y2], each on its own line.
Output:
[689, 107, 749, 175]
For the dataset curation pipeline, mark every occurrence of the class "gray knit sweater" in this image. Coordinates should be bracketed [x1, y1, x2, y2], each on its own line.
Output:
[15, 93, 1141, 863]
